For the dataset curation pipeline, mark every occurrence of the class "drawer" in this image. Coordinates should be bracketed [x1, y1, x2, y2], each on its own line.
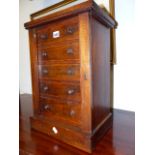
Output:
[30, 117, 90, 152]
[38, 40, 79, 61]
[38, 64, 80, 81]
[39, 97, 81, 124]
[36, 16, 79, 45]
[39, 81, 81, 101]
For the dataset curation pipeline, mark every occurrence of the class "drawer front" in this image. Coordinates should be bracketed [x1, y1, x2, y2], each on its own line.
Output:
[38, 64, 80, 81]
[39, 81, 81, 101]
[30, 118, 90, 151]
[39, 97, 81, 124]
[38, 41, 79, 61]
[36, 16, 79, 45]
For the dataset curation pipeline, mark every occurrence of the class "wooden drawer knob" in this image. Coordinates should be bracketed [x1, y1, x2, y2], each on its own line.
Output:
[40, 104, 51, 112]
[43, 86, 48, 91]
[42, 69, 48, 74]
[67, 68, 74, 75]
[44, 104, 50, 110]
[66, 48, 73, 55]
[40, 34, 48, 40]
[42, 51, 48, 57]
[67, 89, 75, 95]
[66, 26, 75, 34]
[70, 110, 75, 117]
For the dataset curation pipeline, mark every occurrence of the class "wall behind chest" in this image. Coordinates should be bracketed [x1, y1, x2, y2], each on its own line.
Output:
[19, 0, 61, 94]
[115, 0, 135, 111]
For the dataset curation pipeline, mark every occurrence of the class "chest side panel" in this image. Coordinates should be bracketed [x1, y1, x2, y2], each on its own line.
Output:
[91, 17, 111, 130]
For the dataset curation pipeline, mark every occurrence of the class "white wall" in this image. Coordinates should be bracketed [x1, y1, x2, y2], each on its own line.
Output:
[114, 0, 135, 111]
[19, 0, 135, 111]
[19, 0, 62, 94]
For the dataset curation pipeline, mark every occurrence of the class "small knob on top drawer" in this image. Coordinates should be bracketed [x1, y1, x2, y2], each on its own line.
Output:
[66, 26, 75, 34]
[40, 34, 48, 40]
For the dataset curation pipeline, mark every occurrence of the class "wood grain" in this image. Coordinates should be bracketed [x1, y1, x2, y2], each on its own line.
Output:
[39, 81, 81, 101]
[20, 94, 135, 155]
[38, 64, 80, 82]
[79, 12, 92, 134]
[24, 1, 117, 29]
[91, 17, 111, 130]
[36, 16, 79, 45]
[39, 96, 81, 126]
[37, 40, 79, 62]
[25, 1, 118, 153]
[28, 29, 40, 115]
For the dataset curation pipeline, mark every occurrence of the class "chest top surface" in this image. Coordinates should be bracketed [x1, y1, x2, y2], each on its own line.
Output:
[24, 0, 117, 30]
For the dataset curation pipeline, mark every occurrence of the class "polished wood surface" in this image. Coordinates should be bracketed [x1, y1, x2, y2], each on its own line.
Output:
[30, 116, 91, 152]
[36, 16, 79, 44]
[37, 40, 79, 62]
[20, 94, 135, 155]
[39, 96, 81, 125]
[38, 64, 80, 81]
[24, 1, 117, 29]
[39, 81, 81, 101]
[29, 29, 40, 115]
[91, 17, 111, 130]
[79, 12, 92, 134]
[25, 1, 118, 152]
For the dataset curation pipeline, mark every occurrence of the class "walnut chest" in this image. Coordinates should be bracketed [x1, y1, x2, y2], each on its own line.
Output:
[25, 0, 117, 153]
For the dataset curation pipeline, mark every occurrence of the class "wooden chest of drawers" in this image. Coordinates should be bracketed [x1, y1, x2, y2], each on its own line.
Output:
[25, 0, 117, 153]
